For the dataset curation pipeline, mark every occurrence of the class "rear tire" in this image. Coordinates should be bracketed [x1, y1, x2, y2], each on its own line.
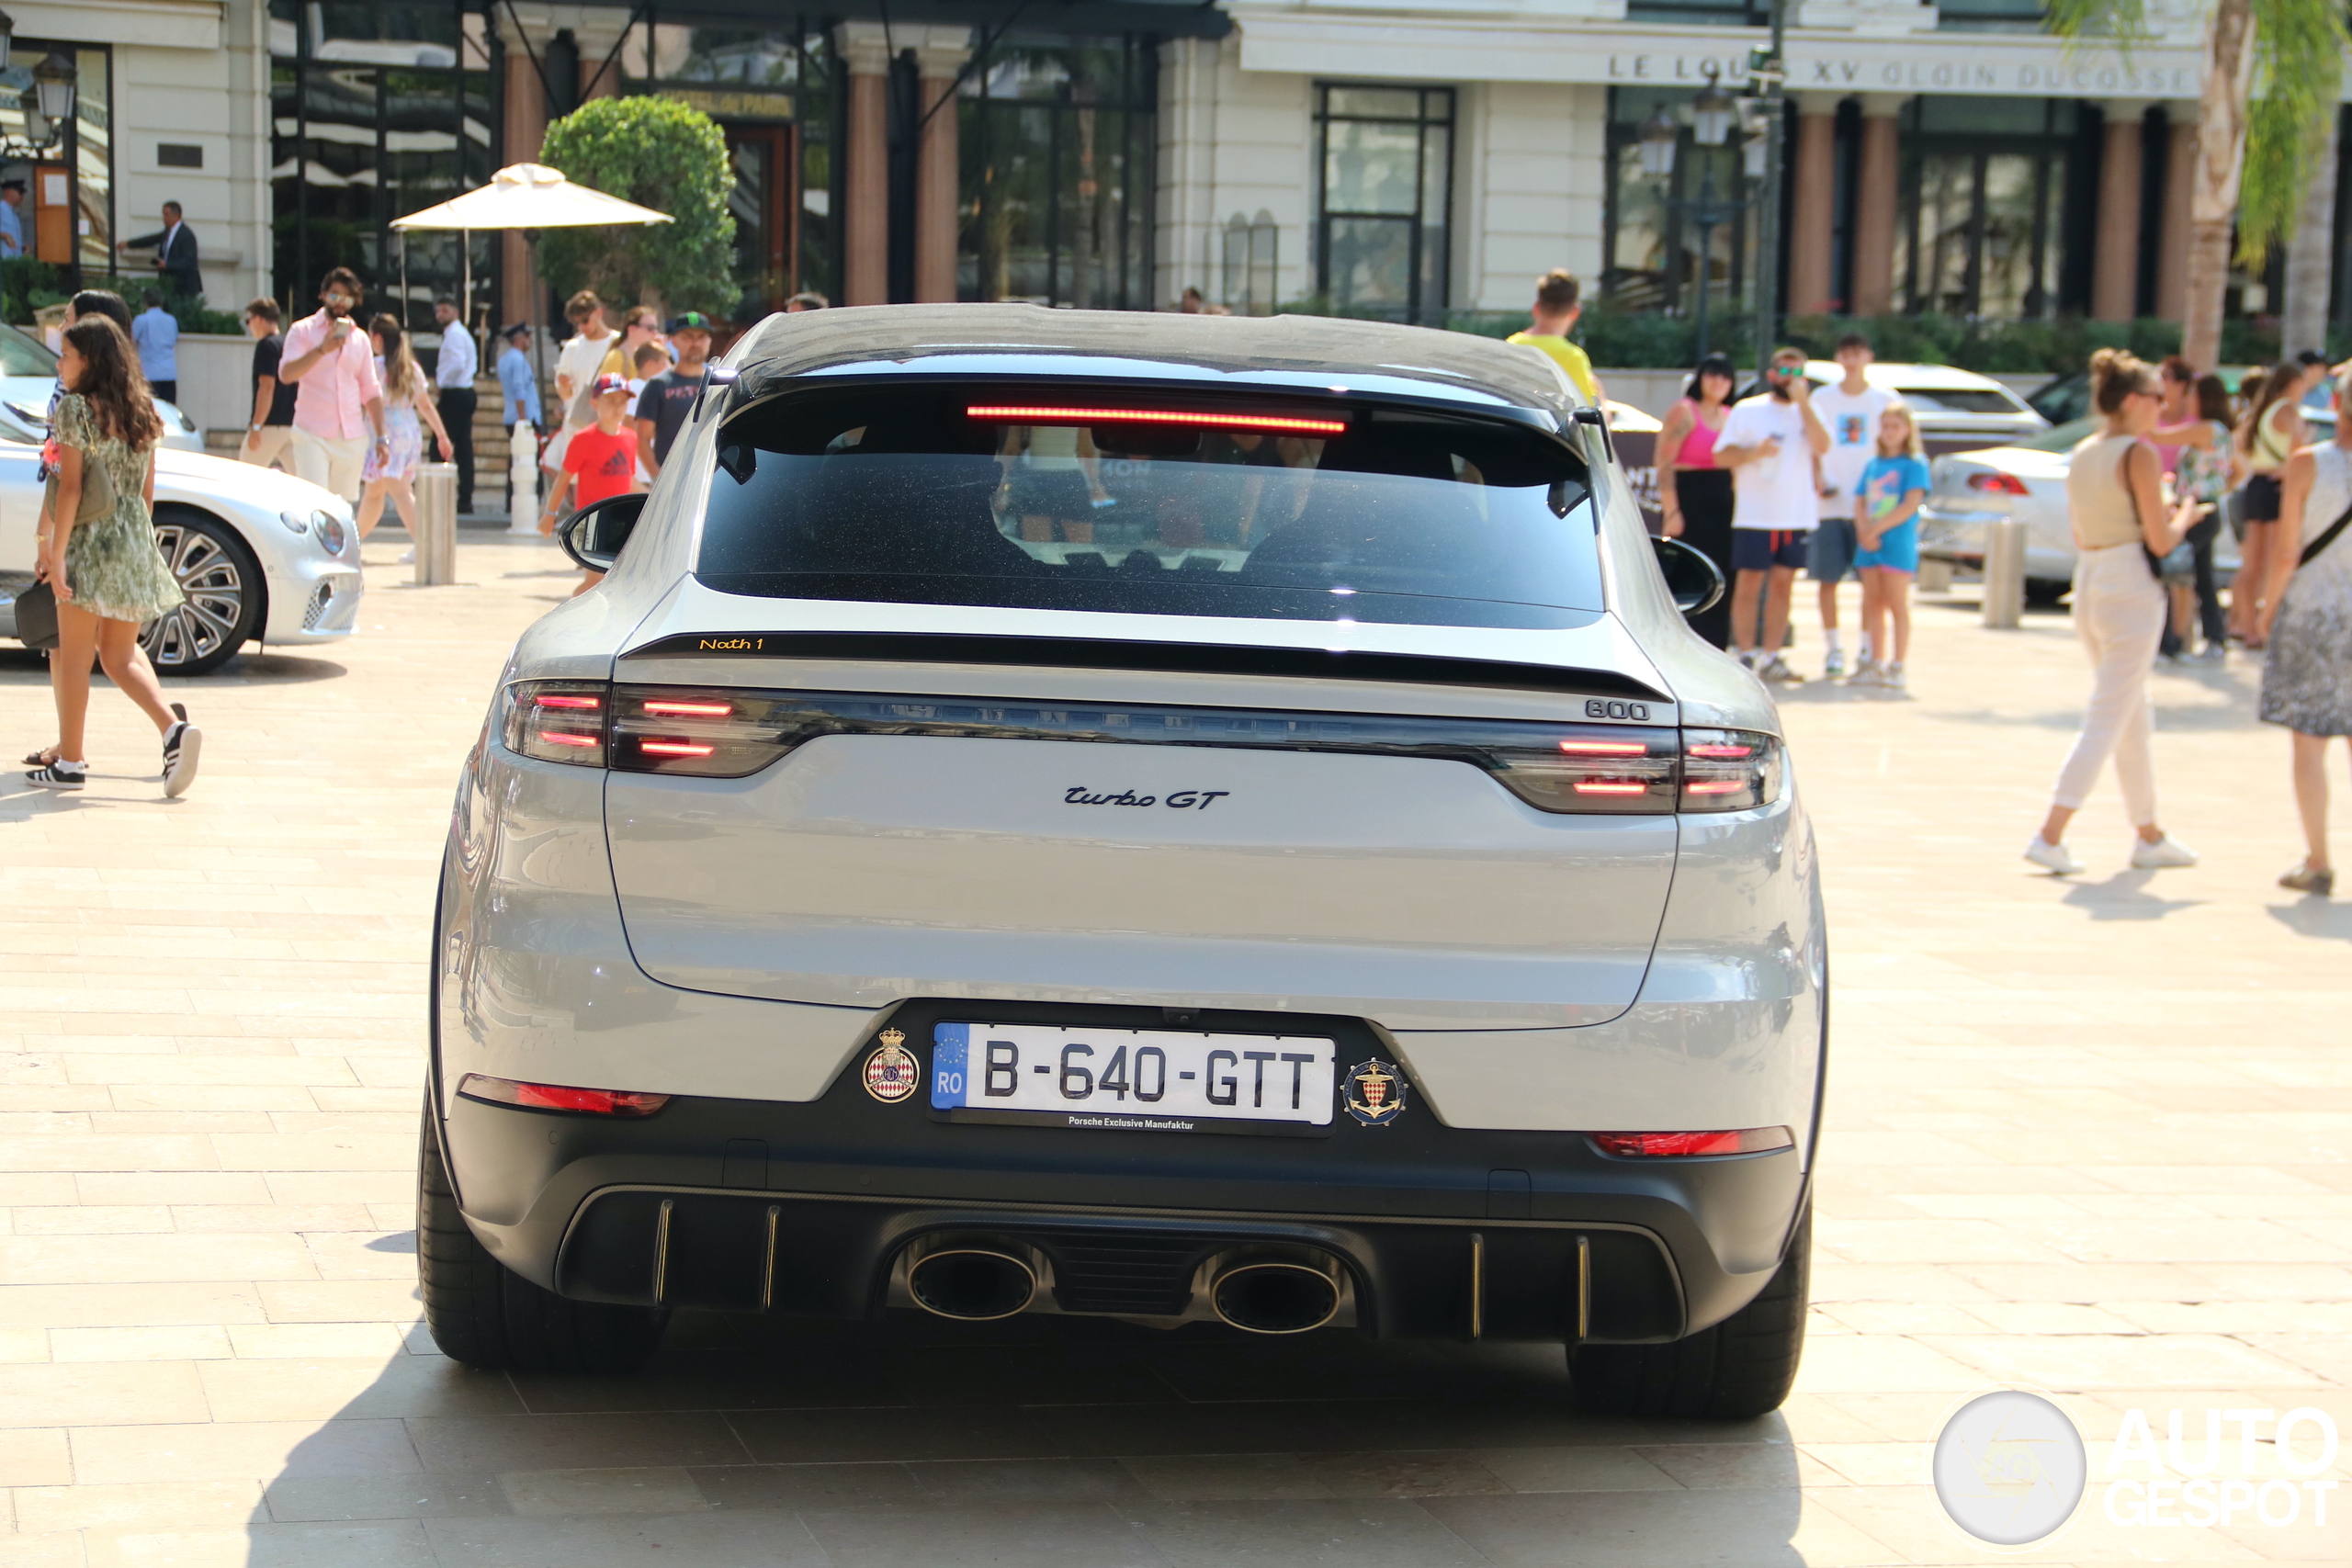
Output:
[1567, 1205, 1808, 1418]
[416, 1099, 667, 1372]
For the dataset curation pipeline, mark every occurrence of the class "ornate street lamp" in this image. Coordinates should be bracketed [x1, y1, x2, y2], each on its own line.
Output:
[0, 12, 75, 159]
[1641, 64, 1763, 363]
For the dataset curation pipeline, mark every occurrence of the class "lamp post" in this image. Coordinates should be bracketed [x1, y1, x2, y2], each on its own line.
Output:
[1638, 66, 1759, 364]
[1747, 0, 1789, 381]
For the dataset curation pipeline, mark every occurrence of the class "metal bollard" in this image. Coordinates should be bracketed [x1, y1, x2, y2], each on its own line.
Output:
[415, 462, 458, 586]
[1980, 516, 2026, 629]
[508, 423, 542, 536]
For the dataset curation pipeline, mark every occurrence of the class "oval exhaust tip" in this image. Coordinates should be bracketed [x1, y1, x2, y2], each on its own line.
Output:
[907, 1248, 1037, 1321]
[1211, 1261, 1340, 1335]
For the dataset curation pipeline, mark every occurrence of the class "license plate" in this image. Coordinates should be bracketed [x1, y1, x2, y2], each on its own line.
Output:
[930, 1021, 1338, 1135]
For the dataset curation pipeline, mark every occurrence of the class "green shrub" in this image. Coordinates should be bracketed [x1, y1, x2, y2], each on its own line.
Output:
[537, 96, 737, 317]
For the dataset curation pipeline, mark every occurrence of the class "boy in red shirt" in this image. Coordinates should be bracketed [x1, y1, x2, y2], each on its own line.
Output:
[540, 373, 642, 593]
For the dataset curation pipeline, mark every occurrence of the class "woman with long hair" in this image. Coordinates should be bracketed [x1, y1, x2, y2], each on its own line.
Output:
[2233, 358, 2314, 646]
[356, 313, 452, 543]
[24, 319, 199, 795]
[2025, 349, 2199, 875]
[1656, 352, 1738, 649]
[2258, 367, 2352, 894]
[2163, 370, 2242, 660]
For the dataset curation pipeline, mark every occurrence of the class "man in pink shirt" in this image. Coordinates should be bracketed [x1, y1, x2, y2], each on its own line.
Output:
[277, 266, 389, 503]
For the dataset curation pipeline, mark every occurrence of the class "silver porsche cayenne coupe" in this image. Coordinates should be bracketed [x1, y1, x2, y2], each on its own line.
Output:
[422, 306, 1826, 1419]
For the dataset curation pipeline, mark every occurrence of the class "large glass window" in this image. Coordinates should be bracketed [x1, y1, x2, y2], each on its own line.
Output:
[958, 39, 1154, 310]
[0, 40, 110, 276]
[1315, 85, 1452, 321]
[270, 1, 495, 336]
[1603, 87, 1759, 318]
[620, 22, 836, 315]
[1893, 97, 2080, 319]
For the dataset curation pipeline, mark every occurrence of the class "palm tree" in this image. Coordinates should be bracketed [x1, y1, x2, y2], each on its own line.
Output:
[2052, 0, 2348, 367]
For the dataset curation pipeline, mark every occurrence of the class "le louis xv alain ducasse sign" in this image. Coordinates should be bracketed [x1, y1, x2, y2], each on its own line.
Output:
[1602, 43, 2202, 98]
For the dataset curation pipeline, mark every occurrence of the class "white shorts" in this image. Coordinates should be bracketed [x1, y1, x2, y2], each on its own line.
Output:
[289, 430, 368, 502]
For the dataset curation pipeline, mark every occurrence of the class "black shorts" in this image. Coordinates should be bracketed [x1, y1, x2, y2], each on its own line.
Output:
[2243, 473, 2282, 524]
[1732, 529, 1810, 572]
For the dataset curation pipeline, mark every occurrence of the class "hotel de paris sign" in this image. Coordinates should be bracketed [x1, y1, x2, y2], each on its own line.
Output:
[1238, 19, 2207, 100]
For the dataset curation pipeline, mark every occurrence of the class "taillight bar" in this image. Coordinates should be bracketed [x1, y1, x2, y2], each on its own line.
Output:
[498, 682, 1783, 814]
[1589, 1127, 1793, 1157]
[457, 1074, 671, 1116]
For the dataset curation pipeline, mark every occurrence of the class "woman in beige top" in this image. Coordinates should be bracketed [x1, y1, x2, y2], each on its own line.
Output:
[2025, 349, 2199, 875]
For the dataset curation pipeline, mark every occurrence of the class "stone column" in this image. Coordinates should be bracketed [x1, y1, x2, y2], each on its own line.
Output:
[1849, 95, 1905, 318]
[2092, 101, 2149, 322]
[2153, 115, 2195, 324]
[502, 50, 548, 337]
[1787, 95, 1843, 317]
[836, 22, 895, 307]
[909, 28, 973, 304]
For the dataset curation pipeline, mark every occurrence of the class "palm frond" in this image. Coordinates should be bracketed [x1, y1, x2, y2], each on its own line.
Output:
[2238, 0, 2349, 266]
[2044, 0, 2151, 43]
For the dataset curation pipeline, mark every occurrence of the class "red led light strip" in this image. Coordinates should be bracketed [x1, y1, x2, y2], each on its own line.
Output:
[640, 740, 717, 758]
[1558, 739, 1649, 756]
[1685, 780, 1745, 795]
[967, 405, 1349, 436]
[1572, 781, 1652, 795]
[534, 694, 601, 711]
[642, 700, 733, 717]
[536, 730, 599, 749]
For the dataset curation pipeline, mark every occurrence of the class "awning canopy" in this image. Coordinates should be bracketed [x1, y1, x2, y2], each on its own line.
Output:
[391, 162, 673, 231]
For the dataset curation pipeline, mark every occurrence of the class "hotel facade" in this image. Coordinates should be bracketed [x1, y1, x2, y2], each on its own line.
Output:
[6, 0, 2339, 344]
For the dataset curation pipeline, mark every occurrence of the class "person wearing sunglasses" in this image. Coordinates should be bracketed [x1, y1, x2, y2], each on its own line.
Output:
[277, 266, 392, 506]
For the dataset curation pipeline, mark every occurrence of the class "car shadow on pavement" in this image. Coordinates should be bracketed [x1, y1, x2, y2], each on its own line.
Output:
[243, 1308, 1826, 1566]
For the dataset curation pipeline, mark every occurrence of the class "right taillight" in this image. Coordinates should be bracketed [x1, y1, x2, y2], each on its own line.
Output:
[1966, 471, 2030, 495]
[1678, 728, 1782, 812]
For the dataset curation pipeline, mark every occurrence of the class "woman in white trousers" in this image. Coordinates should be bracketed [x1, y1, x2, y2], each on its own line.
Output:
[2026, 349, 2201, 875]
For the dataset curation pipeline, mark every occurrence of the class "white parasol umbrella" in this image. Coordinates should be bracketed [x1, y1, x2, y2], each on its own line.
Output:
[391, 164, 673, 525]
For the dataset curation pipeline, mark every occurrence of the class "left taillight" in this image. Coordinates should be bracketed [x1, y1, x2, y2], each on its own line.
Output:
[502, 680, 608, 766]
[457, 1073, 670, 1116]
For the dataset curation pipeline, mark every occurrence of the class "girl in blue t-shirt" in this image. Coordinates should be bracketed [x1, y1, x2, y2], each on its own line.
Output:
[1852, 402, 1930, 689]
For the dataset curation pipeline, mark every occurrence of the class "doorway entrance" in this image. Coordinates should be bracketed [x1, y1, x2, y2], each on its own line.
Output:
[727, 124, 800, 318]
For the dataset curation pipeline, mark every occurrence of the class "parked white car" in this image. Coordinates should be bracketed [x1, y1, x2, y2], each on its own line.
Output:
[1753, 361, 2051, 455]
[1920, 415, 2257, 592]
[0, 323, 202, 453]
[0, 442, 365, 674]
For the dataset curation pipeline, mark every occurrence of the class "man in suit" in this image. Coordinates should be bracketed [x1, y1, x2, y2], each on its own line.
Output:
[119, 201, 202, 299]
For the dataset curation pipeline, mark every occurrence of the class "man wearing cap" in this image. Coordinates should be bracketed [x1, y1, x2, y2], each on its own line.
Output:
[432, 297, 479, 513]
[0, 181, 25, 260]
[632, 312, 713, 479]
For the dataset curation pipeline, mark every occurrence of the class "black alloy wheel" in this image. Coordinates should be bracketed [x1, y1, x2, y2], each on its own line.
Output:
[141, 509, 264, 677]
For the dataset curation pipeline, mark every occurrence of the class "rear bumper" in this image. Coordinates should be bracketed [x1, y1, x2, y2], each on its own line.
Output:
[435, 998, 1809, 1345]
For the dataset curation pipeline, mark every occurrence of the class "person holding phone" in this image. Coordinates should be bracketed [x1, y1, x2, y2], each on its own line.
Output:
[1715, 346, 1831, 682]
[277, 266, 390, 504]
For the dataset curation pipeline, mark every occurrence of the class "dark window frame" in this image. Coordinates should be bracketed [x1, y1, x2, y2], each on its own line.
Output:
[1313, 82, 1455, 324]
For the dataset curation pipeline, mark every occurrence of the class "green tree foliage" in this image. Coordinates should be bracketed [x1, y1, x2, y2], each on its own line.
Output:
[537, 96, 736, 315]
[2047, 0, 2349, 269]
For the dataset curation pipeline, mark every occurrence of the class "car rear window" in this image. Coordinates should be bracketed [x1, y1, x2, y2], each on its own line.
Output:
[694, 384, 1604, 627]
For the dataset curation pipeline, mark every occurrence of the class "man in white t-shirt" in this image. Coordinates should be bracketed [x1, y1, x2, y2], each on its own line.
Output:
[1716, 346, 1831, 682]
[1807, 333, 1895, 677]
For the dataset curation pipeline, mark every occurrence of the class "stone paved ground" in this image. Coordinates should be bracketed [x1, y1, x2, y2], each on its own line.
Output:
[0, 535, 2346, 1567]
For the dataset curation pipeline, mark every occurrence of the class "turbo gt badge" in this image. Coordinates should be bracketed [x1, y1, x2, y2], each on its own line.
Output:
[863, 1029, 919, 1103]
[1343, 1059, 1408, 1127]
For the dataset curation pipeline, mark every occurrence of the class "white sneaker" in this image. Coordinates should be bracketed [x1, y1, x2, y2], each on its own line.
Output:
[1823, 648, 1849, 679]
[2129, 835, 2199, 870]
[1757, 655, 1805, 684]
[1849, 659, 1883, 686]
[2024, 836, 2083, 875]
[397, 548, 416, 564]
[1881, 661, 1906, 690]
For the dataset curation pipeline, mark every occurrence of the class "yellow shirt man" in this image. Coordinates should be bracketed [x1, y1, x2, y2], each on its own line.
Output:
[1507, 331, 1600, 404]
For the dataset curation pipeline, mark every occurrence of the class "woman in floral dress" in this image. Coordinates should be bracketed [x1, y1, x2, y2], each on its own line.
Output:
[356, 313, 451, 543]
[26, 318, 200, 795]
